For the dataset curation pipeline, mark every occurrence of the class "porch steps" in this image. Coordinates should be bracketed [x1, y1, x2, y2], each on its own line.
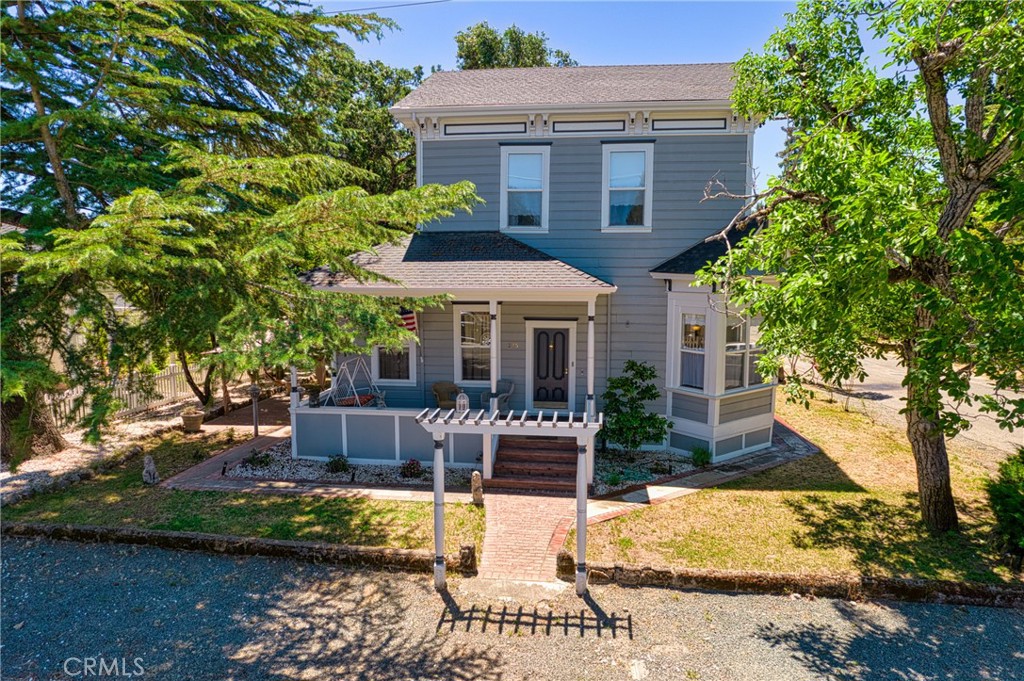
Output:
[487, 435, 579, 492]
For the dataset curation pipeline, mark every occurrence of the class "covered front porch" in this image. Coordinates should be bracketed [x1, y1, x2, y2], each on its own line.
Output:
[293, 231, 617, 485]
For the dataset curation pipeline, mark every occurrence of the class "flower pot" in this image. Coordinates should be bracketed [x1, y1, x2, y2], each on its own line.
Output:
[181, 413, 204, 433]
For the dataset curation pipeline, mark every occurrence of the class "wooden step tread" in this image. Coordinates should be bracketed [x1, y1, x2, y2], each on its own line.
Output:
[494, 461, 577, 477]
[484, 476, 576, 491]
[498, 437, 577, 451]
[496, 448, 577, 463]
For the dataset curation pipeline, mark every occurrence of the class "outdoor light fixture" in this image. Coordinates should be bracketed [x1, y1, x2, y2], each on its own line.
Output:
[456, 392, 470, 412]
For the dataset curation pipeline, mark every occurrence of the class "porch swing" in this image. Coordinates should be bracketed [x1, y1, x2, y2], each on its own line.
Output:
[325, 356, 386, 408]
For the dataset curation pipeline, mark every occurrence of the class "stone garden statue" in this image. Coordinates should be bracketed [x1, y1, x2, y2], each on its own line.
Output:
[142, 455, 159, 485]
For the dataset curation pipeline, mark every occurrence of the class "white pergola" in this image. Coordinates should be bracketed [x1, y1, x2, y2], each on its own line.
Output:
[416, 407, 603, 596]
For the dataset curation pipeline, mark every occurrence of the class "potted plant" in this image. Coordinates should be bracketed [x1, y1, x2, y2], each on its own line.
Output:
[302, 380, 322, 408]
[181, 406, 205, 433]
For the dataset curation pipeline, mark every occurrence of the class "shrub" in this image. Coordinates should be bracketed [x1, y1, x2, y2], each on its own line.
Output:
[987, 447, 1024, 568]
[400, 459, 425, 478]
[691, 446, 712, 468]
[601, 360, 671, 453]
[245, 449, 273, 468]
[604, 472, 622, 487]
[326, 456, 350, 474]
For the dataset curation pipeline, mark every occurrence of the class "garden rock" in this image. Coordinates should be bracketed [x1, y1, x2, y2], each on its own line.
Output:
[142, 456, 159, 485]
[471, 471, 483, 505]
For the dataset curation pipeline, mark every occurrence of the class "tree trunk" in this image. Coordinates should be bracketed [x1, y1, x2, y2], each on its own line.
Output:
[903, 333, 960, 533]
[220, 365, 231, 416]
[1, 393, 68, 467]
[315, 358, 327, 389]
[177, 350, 210, 405]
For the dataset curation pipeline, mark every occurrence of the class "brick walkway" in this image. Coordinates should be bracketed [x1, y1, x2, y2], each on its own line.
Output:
[477, 491, 575, 583]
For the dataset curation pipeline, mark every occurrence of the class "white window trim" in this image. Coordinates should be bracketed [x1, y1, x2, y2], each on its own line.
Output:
[601, 142, 654, 231]
[500, 146, 550, 233]
[724, 316, 767, 393]
[666, 299, 714, 394]
[371, 341, 417, 386]
[453, 304, 499, 386]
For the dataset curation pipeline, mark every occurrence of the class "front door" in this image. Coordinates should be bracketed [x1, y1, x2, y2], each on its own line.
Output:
[531, 326, 571, 409]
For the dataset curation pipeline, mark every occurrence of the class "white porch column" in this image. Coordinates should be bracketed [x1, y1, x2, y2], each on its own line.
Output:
[289, 365, 298, 459]
[575, 435, 589, 596]
[586, 299, 597, 484]
[482, 434, 493, 479]
[432, 433, 447, 591]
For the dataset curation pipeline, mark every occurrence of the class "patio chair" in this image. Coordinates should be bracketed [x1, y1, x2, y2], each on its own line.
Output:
[432, 381, 461, 409]
[480, 379, 515, 411]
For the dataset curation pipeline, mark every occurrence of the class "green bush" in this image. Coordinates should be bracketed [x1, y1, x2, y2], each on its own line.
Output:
[245, 449, 273, 468]
[604, 472, 622, 487]
[601, 360, 670, 453]
[400, 459, 425, 478]
[691, 446, 712, 468]
[987, 447, 1024, 566]
[326, 456, 350, 474]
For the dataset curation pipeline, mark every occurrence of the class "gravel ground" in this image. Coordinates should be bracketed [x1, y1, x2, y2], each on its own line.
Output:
[3, 538, 1022, 681]
[227, 441, 476, 489]
[592, 449, 694, 497]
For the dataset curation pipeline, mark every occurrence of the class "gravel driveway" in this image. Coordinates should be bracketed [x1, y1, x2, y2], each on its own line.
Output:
[3, 538, 1022, 681]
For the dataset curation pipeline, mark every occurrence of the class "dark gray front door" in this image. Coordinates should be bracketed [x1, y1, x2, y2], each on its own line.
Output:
[533, 327, 569, 408]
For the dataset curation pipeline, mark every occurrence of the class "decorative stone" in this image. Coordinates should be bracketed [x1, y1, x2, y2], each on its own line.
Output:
[459, 544, 477, 576]
[471, 471, 483, 505]
[142, 455, 159, 485]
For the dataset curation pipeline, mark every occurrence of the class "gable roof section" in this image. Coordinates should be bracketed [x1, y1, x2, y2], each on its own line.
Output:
[650, 223, 756, 276]
[392, 63, 736, 112]
[303, 231, 615, 293]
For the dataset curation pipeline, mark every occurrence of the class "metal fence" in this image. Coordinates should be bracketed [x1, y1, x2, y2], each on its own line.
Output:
[46, 363, 206, 426]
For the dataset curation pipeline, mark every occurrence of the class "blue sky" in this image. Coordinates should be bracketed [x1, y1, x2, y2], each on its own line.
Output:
[317, 0, 798, 186]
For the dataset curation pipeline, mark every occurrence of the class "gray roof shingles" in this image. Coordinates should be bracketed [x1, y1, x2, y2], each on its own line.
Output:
[650, 223, 756, 275]
[304, 231, 614, 291]
[392, 63, 736, 111]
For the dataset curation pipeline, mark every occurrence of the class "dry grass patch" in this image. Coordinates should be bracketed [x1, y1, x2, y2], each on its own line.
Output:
[5, 431, 485, 556]
[575, 389, 1017, 584]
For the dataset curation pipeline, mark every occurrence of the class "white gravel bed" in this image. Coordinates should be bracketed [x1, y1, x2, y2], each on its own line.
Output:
[592, 449, 696, 496]
[228, 440, 474, 488]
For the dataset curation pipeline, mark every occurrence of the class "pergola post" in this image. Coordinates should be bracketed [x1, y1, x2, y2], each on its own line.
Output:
[483, 299, 499, 479]
[575, 435, 589, 596]
[586, 299, 597, 484]
[432, 432, 447, 590]
[289, 365, 298, 460]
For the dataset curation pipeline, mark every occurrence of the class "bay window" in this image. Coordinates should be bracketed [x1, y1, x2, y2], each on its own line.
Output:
[678, 313, 706, 390]
[724, 317, 765, 391]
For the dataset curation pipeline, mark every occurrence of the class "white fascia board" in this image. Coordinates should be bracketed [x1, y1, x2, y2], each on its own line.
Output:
[390, 99, 736, 128]
[312, 285, 616, 301]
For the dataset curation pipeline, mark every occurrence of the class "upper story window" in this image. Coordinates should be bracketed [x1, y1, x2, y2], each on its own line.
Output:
[724, 318, 766, 391]
[371, 341, 417, 386]
[500, 146, 550, 232]
[602, 143, 654, 231]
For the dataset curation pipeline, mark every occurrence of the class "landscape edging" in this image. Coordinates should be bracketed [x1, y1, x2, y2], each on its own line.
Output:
[2, 522, 469, 574]
[555, 551, 1024, 609]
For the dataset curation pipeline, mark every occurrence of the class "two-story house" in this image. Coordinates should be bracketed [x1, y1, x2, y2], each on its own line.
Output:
[289, 63, 775, 492]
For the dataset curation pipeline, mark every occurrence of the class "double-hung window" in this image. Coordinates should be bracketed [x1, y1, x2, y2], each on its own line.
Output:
[371, 341, 416, 385]
[602, 143, 654, 230]
[678, 313, 706, 390]
[454, 306, 493, 383]
[724, 318, 766, 391]
[500, 146, 549, 231]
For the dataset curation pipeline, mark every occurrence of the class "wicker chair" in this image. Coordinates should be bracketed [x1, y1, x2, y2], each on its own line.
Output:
[479, 379, 515, 411]
[431, 381, 461, 409]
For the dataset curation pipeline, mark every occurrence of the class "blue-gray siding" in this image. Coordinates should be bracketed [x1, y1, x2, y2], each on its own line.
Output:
[719, 389, 773, 424]
[421, 135, 748, 412]
[671, 392, 710, 423]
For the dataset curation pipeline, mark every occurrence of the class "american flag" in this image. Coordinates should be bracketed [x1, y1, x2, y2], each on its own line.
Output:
[399, 308, 417, 333]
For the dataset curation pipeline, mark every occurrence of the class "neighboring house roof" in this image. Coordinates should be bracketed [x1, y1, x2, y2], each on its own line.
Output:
[0, 222, 26, 236]
[650, 223, 756, 275]
[392, 63, 736, 112]
[303, 231, 615, 294]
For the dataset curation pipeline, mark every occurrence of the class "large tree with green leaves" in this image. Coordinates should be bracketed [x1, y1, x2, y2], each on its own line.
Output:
[1, 0, 476, 460]
[455, 21, 577, 69]
[699, 0, 1024, 532]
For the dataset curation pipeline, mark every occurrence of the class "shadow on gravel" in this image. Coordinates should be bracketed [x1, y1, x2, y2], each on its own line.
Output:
[437, 589, 634, 639]
[755, 599, 1024, 681]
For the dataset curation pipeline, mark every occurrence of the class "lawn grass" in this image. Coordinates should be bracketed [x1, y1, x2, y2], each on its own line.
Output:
[5, 431, 485, 556]
[576, 389, 1018, 584]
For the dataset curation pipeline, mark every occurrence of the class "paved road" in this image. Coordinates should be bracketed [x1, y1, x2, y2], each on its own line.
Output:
[801, 356, 1024, 456]
[3, 538, 1021, 681]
